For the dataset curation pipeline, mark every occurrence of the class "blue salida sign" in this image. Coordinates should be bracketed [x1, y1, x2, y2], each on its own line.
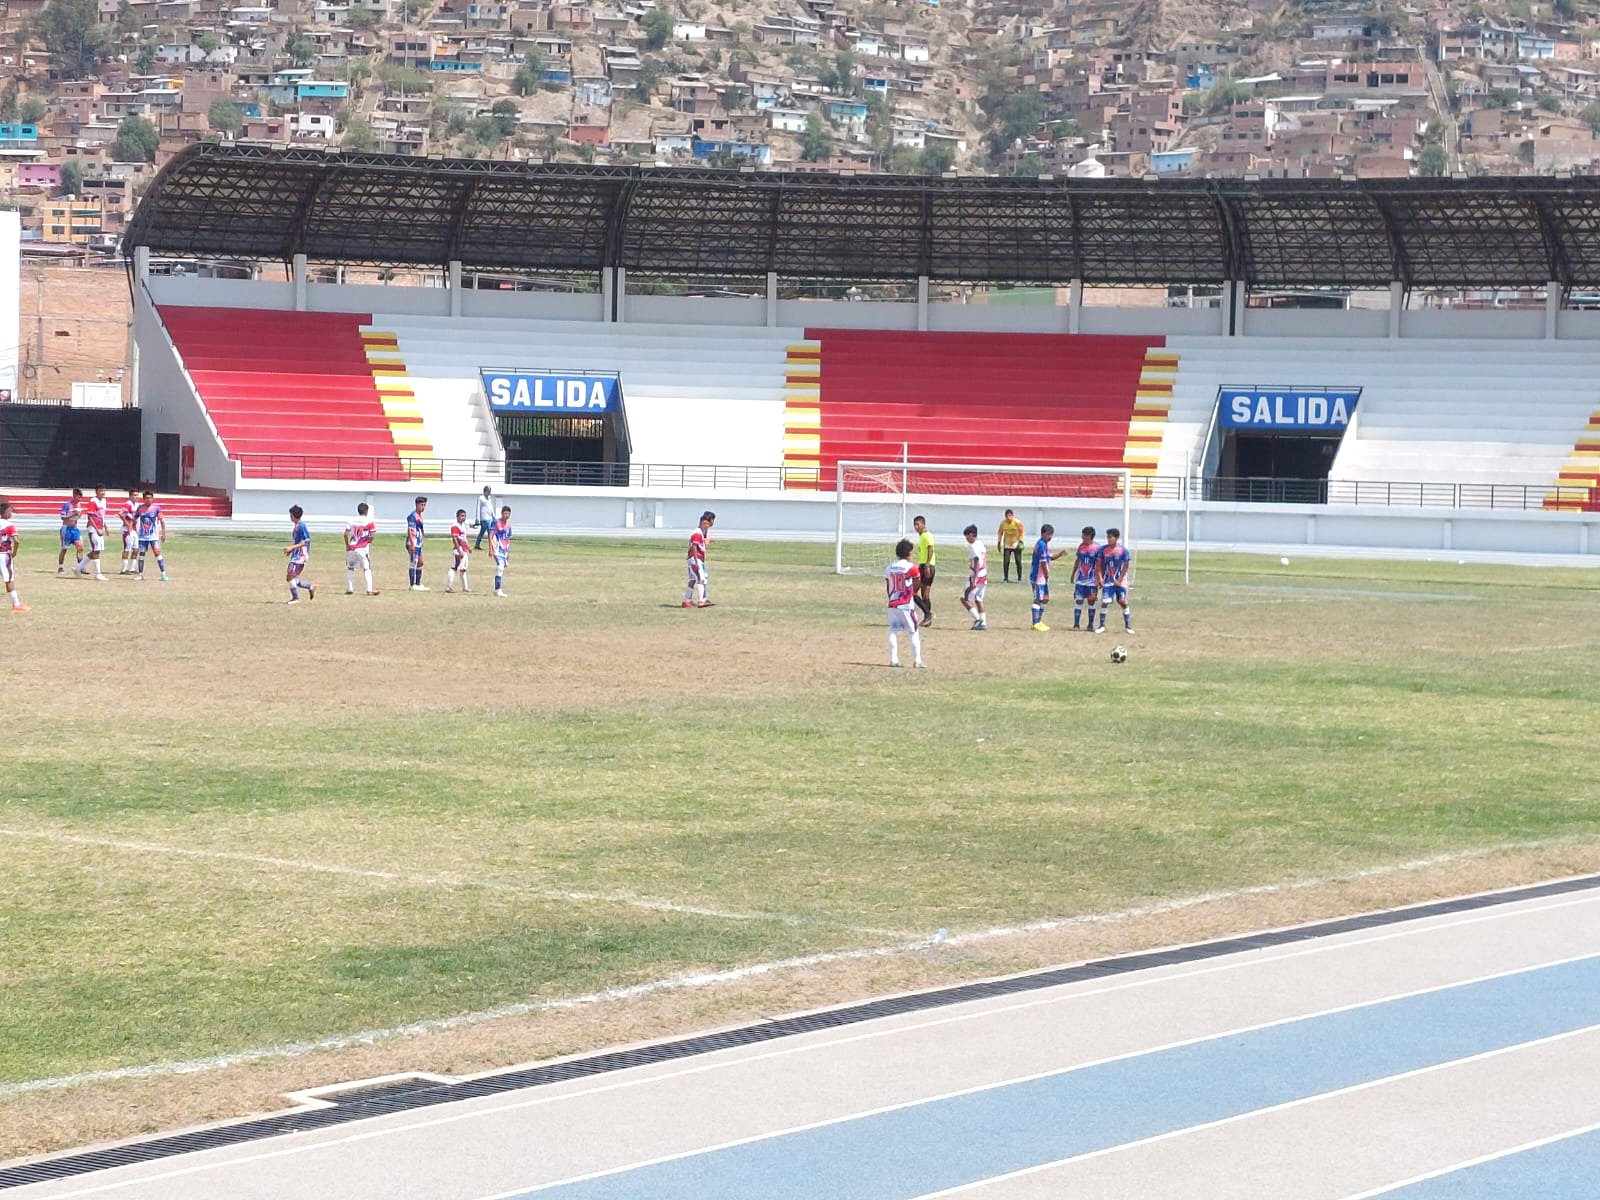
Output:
[1219, 387, 1361, 432]
[481, 371, 620, 413]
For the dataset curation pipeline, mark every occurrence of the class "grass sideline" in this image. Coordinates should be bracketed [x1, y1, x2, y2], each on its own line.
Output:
[2, 532, 1598, 1146]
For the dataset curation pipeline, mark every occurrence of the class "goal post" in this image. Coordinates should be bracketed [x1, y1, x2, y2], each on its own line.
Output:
[833, 461, 1135, 575]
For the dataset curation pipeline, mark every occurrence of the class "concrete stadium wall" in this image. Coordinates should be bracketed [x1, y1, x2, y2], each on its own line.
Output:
[143, 276, 1600, 342]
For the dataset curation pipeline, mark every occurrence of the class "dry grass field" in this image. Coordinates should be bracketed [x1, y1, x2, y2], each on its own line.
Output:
[3, 530, 1599, 1158]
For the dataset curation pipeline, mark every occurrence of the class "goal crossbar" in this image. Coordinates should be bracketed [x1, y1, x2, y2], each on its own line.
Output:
[833, 460, 1133, 575]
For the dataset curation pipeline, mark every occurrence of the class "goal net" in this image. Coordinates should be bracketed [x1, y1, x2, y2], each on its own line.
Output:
[834, 461, 1134, 574]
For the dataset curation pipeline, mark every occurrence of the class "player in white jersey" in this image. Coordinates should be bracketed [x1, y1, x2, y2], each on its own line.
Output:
[119, 489, 139, 574]
[0, 501, 27, 611]
[343, 501, 379, 595]
[682, 511, 714, 608]
[959, 524, 989, 631]
[885, 539, 924, 669]
[78, 486, 109, 580]
[446, 509, 472, 593]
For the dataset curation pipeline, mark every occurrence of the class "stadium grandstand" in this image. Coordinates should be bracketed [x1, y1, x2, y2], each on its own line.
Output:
[110, 145, 1600, 557]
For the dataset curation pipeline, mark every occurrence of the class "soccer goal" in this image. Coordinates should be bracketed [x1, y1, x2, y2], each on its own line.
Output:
[833, 460, 1134, 575]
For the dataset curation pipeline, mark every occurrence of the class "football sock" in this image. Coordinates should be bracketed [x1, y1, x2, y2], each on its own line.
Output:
[1073, 604, 1082, 627]
[887, 627, 899, 664]
[1123, 607, 1132, 629]
[156, 556, 166, 573]
[9, 590, 21, 608]
[495, 573, 503, 591]
[363, 566, 374, 592]
[909, 625, 923, 664]
[447, 569, 456, 589]
[1031, 603, 1042, 625]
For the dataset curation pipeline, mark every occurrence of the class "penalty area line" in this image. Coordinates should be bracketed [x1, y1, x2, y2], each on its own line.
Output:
[0, 835, 1591, 1099]
[0, 827, 904, 937]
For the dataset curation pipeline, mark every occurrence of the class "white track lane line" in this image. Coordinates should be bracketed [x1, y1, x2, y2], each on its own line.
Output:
[27, 891, 1600, 1200]
[902, 1025, 1600, 1200]
[1333, 1119, 1600, 1200]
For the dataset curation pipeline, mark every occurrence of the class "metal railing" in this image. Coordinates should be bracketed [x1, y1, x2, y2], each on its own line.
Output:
[229, 455, 1597, 514]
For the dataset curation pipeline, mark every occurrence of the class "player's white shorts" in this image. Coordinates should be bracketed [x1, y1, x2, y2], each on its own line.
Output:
[887, 605, 919, 634]
[452, 549, 470, 570]
[87, 530, 104, 554]
[0, 553, 11, 585]
[964, 578, 987, 606]
[494, 551, 508, 572]
[687, 560, 707, 584]
[347, 548, 371, 571]
[122, 529, 136, 553]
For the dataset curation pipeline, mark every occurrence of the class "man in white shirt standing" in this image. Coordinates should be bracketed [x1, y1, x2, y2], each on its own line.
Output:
[960, 524, 988, 631]
[474, 486, 496, 549]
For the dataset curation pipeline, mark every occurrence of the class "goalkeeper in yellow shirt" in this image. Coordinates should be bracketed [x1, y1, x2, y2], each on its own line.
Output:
[997, 509, 1025, 583]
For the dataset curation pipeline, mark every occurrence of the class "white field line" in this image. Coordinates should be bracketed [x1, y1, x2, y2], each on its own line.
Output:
[0, 827, 903, 936]
[1334, 1117, 1600, 1200]
[0, 836, 1594, 1100]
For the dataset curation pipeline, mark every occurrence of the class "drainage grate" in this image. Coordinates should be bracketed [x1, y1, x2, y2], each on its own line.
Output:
[5, 871, 1598, 1190]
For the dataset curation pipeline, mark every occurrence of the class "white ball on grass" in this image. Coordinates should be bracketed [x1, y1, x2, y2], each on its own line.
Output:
[1279, 556, 1290, 566]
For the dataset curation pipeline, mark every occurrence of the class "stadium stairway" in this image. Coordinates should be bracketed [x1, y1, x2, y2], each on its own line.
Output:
[794, 329, 1173, 491]
[2, 491, 231, 518]
[1161, 338, 1600, 504]
[157, 307, 418, 480]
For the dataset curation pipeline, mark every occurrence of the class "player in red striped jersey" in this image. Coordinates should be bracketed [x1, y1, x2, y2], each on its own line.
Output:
[885, 539, 924, 669]
[344, 502, 379, 595]
[682, 511, 714, 608]
[0, 501, 26, 611]
[446, 509, 473, 593]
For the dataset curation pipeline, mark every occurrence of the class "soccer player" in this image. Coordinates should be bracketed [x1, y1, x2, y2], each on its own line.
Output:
[683, 510, 714, 607]
[474, 486, 495, 550]
[57, 488, 84, 574]
[79, 486, 109, 580]
[490, 505, 512, 597]
[406, 496, 429, 591]
[447, 508, 473, 593]
[344, 501, 378, 595]
[1071, 525, 1102, 632]
[134, 490, 168, 581]
[960, 524, 989, 631]
[59, 511, 85, 577]
[1098, 527, 1134, 634]
[913, 515, 935, 626]
[997, 509, 1025, 583]
[119, 488, 139, 574]
[1029, 523, 1065, 632]
[283, 505, 316, 604]
[885, 538, 924, 668]
[0, 501, 27, 611]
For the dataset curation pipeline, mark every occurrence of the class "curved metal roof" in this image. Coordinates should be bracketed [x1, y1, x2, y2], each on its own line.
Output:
[125, 143, 1600, 288]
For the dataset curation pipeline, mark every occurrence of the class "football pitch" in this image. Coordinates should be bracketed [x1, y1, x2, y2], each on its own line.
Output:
[4, 531, 1599, 1156]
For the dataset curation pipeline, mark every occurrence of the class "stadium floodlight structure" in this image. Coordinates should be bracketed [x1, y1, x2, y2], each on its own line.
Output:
[834, 460, 1134, 575]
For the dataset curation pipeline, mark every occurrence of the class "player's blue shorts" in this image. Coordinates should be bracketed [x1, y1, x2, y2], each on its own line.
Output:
[494, 551, 508, 569]
[60, 527, 81, 547]
[1033, 581, 1049, 603]
[1073, 582, 1097, 601]
[1102, 584, 1128, 603]
[138, 537, 159, 551]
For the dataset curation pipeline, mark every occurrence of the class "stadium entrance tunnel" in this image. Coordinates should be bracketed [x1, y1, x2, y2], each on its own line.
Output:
[1203, 385, 1359, 504]
[483, 369, 632, 486]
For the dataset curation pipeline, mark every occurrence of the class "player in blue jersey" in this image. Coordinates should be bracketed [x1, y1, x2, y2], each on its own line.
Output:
[283, 505, 316, 604]
[134, 490, 168, 581]
[1029, 524, 1064, 632]
[57, 488, 84, 575]
[406, 496, 429, 591]
[1097, 527, 1133, 634]
[1071, 525, 1101, 632]
[490, 505, 512, 597]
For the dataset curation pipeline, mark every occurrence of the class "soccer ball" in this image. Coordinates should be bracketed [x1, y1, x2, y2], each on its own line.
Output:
[1110, 645, 1128, 664]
